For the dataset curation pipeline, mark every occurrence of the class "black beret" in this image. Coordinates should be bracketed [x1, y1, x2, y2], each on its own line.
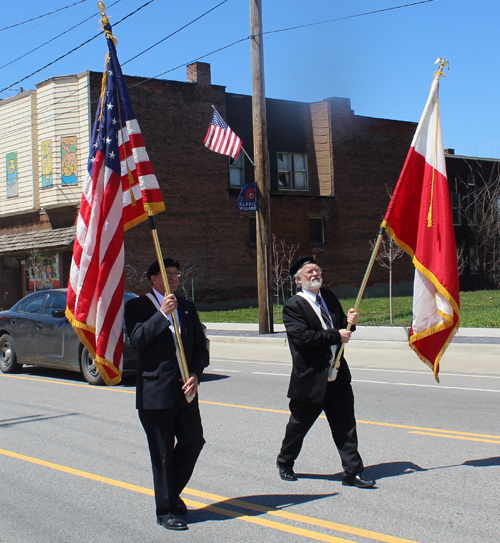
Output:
[289, 255, 317, 277]
[146, 258, 180, 280]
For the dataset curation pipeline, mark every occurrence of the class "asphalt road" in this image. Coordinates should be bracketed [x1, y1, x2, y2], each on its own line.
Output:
[1, 336, 499, 543]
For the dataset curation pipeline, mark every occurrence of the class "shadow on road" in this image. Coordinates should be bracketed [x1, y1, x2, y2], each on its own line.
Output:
[186, 492, 338, 525]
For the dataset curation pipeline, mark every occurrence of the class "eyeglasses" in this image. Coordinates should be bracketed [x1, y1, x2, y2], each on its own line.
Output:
[301, 267, 322, 276]
[156, 271, 181, 278]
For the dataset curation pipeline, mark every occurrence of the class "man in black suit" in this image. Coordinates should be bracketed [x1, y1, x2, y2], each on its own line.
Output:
[276, 255, 375, 488]
[125, 257, 209, 531]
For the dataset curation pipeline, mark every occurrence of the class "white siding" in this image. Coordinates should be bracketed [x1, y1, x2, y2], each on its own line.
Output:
[0, 91, 39, 216]
[37, 72, 90, 209]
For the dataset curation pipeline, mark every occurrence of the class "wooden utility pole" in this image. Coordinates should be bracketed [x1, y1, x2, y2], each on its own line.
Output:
[250, 0, 273, 334]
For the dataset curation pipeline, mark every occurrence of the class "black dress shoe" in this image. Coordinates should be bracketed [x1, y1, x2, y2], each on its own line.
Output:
[177, 497, 188, 516]
[342, 473, 376, 488]
[157, 514, 188, 531]
[277, 461, 297, 481]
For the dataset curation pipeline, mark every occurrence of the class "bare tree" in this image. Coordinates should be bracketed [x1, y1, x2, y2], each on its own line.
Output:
[370, 232, 404, 323]
[456, 243, 469, 276]
[271, 234, 299, 316]
[463, 168, 500, 287]
[26, 248, 42, 292]
[179, 262, 195, 302]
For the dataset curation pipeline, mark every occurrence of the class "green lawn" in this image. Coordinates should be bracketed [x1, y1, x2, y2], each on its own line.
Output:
[198, 290, 500, 328]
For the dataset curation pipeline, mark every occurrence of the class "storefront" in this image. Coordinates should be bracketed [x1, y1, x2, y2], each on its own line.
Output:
[0, 226, 75, 310]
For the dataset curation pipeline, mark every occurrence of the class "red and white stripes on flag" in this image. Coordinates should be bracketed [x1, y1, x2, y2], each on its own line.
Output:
[204, 107, 242, 160]
[381, 65, 460, 381]
[66, 21, 164, 385]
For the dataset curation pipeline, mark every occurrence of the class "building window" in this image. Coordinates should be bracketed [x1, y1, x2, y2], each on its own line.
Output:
[278, 152, 308, 190]
[229, 153, 244, 187]
[469, 245, 479, 274]
[309, 217, 324, 245]
[450, 192, 461, 225]
[467, 173, 475, 186]
[249, 215, 256, 246]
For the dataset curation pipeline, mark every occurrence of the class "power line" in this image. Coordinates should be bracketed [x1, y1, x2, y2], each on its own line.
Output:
[0, 0, 124, 73]
[0, 0, 88, 32]
[262, 0, 435, 36]
[123, 0, 229, 66]
[0, 0, 156, 96]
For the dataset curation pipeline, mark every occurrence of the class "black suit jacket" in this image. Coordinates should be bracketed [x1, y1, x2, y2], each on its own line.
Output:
[125, 293, 209, 410]
[283, 288, 353, 403]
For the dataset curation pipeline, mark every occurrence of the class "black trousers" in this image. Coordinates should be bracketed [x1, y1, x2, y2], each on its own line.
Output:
[138, 391, 205, 518]
[277, 368, 363, 477]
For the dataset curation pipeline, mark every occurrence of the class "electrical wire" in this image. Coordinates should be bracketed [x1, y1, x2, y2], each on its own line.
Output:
[0, 0, 156, 95]
[0, 0, 124, 72]
[261, 0, 435, 36]
[123, 0, 229, 66]
[0, 0, 88, 32]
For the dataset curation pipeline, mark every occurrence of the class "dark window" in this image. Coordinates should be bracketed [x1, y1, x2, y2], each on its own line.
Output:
[43, 294, 66, 316]
[229, 153, 245, 187]
[249, 216, 256, 245]
[309, 217, 324, 245]
[450, 192, 461, 225]
[19, 295, 46, 314]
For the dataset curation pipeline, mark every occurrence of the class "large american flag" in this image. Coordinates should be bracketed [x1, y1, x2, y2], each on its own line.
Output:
[204, 107, 242, 160]
[66, 22, 164, 385]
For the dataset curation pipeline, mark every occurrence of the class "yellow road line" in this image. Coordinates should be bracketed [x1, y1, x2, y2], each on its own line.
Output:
[184, 488, 420, 543]
[3, 373, 498, 441]
[0, 447, 419, 543]
[409, 432, 500, 444]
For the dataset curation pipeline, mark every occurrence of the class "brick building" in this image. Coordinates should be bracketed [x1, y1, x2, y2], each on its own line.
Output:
[0, 62, 493, 310]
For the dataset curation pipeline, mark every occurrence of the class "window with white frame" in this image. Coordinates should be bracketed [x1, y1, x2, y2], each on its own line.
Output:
[278, 152, 308, 190]
[229, 153, 244, 187]
[450, 192, 461, 225]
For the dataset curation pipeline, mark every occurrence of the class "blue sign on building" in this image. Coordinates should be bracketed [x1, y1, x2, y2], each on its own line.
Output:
[238, 182, 258, 211]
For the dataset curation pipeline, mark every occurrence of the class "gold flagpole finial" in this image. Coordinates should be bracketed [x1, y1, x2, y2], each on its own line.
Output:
[434, 57, 449, 78]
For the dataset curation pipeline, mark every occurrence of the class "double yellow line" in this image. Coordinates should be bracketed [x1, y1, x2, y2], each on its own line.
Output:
[0, 446, 417, 543]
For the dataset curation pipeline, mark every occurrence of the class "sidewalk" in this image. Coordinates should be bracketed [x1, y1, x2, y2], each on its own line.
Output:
[206, 323, 500, 376]
[205, 323, 500, 344]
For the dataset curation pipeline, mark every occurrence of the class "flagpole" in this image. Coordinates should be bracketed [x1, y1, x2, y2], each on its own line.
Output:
[148, 212, 191, 383]
[97, 1, 191, 387]
[333, 226, 385, 369]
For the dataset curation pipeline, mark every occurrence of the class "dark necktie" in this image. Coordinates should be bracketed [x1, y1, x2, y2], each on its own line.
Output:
[316, 295, 332, 329]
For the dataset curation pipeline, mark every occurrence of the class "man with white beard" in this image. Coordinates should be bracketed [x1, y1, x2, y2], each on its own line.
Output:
[276, 255, 375, 488]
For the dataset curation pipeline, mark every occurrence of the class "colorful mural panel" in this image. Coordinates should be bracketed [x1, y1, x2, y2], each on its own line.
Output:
[61, 136, 78, 186]
[41, 140, 53, 188]
[6, 151, 18, 198]
[27, 253, 60, 291]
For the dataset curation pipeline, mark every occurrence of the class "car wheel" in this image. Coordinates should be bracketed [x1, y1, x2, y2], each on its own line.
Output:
[80, 346, 105, 386]
[0, 334, 22, 374]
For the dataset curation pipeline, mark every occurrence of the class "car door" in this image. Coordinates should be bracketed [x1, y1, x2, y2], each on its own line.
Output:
[35, 292, 80, 369]
[11, 293, 48, 363]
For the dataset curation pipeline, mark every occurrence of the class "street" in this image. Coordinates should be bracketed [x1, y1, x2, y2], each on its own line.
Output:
[1, 333, 499, 543]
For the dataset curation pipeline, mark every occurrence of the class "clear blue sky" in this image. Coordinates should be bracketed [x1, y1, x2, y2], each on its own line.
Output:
[1, 0, 498, 158]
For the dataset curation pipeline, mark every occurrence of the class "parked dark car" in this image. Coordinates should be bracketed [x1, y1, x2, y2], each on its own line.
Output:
[0, 288, 138, 385]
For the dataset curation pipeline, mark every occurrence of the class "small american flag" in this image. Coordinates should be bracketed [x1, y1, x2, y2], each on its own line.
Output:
[204, 107, 242, 160]
[66, 21, 164, 385]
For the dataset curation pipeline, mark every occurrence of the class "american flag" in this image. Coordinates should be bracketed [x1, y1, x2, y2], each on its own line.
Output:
[204, 107, 242, 160]
[66, 22, 164, 385]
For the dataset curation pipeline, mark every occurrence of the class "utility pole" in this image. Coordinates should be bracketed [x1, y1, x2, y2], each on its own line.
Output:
[250, 0, 273, 334]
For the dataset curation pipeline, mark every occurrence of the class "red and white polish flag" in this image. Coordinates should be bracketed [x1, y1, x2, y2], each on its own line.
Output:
[381, 67, 460, 381]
